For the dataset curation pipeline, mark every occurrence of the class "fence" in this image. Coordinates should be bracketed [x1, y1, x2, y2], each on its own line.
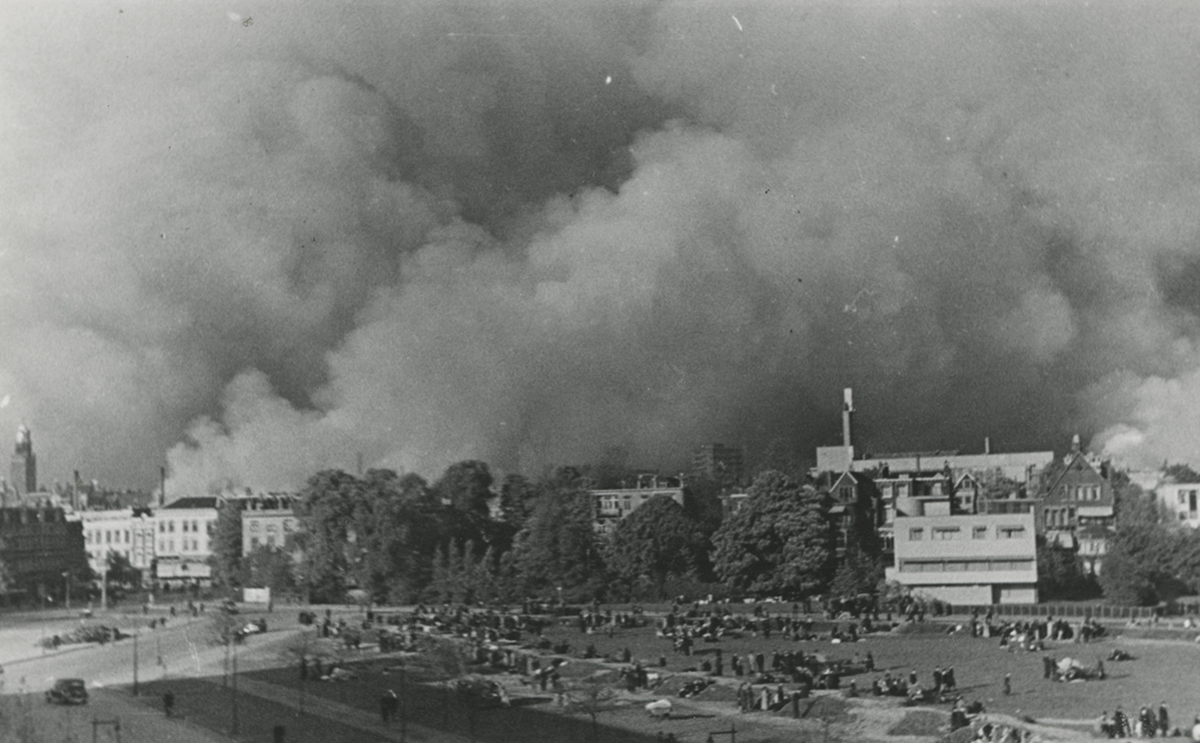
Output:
[949, 603, 1160, 620]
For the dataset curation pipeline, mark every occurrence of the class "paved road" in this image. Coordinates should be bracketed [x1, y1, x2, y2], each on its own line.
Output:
[0, 608, 473, 742]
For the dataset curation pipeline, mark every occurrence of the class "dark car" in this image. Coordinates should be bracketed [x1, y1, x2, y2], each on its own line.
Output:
[45, 678, 88, 705]
[454, 676, 510, 709]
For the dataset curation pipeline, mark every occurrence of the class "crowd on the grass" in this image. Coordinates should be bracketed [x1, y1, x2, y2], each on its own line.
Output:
[1093, 703, 1196, 739]
[288, 601, 1200, 743]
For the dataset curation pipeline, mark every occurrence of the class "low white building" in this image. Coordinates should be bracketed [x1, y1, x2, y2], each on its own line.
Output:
[1156, 482, 1200, 529]
[885, 513, 1038, 605]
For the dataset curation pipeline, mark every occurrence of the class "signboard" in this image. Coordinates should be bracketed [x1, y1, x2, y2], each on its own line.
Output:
[243, 587, 271, 605]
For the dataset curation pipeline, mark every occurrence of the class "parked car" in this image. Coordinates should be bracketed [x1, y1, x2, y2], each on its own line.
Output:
[455, 676, 510, 708]
[45, 678, 88, 705]
[234, 618, 267, 642]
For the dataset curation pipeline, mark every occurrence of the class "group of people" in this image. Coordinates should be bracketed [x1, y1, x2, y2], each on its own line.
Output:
[982, 613, 1105, 647]
[970, 721, 1037, 743]
[1097, 703, 1175, 738]
[658, 608, 881, 648]
[868, 666, 957, 702]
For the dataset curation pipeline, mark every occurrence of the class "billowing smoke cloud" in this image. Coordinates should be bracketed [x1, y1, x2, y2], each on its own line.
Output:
[5, 2, 1200, 494]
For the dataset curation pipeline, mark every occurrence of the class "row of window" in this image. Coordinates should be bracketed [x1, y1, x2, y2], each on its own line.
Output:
[898, 558, 1035, 573]
[1044, 507, 1075, 528]
[86, 529, 130, 545]
[246, 519, 292, 533]
[1065, 485, 1102, 501]
[157, 539, 201, 553]
[907, 525, 1026, 541]
[158, 519, 212, 534]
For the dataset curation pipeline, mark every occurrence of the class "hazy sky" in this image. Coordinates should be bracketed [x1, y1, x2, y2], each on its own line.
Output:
[5, 1, 1200, 493]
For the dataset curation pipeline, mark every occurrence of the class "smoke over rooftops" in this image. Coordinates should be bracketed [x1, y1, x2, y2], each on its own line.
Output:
[3, 2, 1200, 491]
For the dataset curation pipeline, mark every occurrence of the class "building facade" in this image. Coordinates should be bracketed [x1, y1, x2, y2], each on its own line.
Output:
[77, 508, 134, 576]
[0, 506, 88, 602]
[1034, 439, 1115, 573]
[589, 474, 684, 534]
[1155, 482, 1200, 528]
[227, 492, 299, 555]
[885, 512, 1038, 605]
[153, 497, 217, 586]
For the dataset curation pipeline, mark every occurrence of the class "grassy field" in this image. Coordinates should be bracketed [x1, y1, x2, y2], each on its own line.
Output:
[128, 611, 1200, 743]
[134, 676, 397, 743]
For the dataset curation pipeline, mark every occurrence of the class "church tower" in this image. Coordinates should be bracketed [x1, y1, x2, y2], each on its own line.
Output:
[11, 424, 36, 496]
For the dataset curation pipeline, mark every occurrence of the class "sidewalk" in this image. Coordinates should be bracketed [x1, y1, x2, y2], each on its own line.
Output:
[198, 673, 471, 743]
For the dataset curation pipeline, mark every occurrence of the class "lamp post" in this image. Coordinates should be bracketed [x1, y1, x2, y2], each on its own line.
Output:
[132, 630, 139, 696]
[63, 571, 70, 611]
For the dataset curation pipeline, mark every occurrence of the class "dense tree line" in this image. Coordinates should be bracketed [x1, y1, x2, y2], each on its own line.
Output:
[203, 459, 1200, 607]
[205, 463, 868, 604]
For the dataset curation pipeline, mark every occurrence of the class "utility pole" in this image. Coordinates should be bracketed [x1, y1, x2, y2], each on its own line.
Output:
[132, 630, 138, 696]
[231, 637, 239, 735]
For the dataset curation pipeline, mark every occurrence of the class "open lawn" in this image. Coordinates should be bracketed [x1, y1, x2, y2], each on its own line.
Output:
[235, 616, 1200, 743]
[533, 618, 1200, 724]
[135, 676, 396, 743]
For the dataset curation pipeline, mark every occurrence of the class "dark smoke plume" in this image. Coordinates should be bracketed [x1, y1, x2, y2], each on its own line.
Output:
[3, 2, 1200, 493]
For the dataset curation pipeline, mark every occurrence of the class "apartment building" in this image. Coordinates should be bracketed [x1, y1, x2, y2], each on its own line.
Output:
[228, 492, 299, 555]
[77, 508, 134, 575]
[153, 497, 217, 586]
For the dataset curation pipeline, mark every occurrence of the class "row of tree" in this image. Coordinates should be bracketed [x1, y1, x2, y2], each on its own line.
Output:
[207, 461, 886, 605]
[206, 459, 1200, 607]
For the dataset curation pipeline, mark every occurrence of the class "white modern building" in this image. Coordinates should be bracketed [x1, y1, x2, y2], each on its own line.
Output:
[1156, 482, 1200, 529]
[885, 512, 1038, 605]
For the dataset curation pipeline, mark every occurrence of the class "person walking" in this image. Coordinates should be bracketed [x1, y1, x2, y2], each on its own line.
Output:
[1002, 674, 1011, 696]
[1158, 702, 1169, 736]
[380, 689, 398, 723]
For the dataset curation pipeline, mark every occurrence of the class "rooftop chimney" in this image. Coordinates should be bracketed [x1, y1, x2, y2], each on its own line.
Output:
[842, 388, 854, 448]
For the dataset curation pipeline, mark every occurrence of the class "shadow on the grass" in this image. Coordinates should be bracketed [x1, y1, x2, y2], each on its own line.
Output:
[134, 669, 675, 743]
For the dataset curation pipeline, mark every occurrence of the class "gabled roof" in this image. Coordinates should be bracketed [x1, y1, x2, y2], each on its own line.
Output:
[1041, 451, 1103, 499]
